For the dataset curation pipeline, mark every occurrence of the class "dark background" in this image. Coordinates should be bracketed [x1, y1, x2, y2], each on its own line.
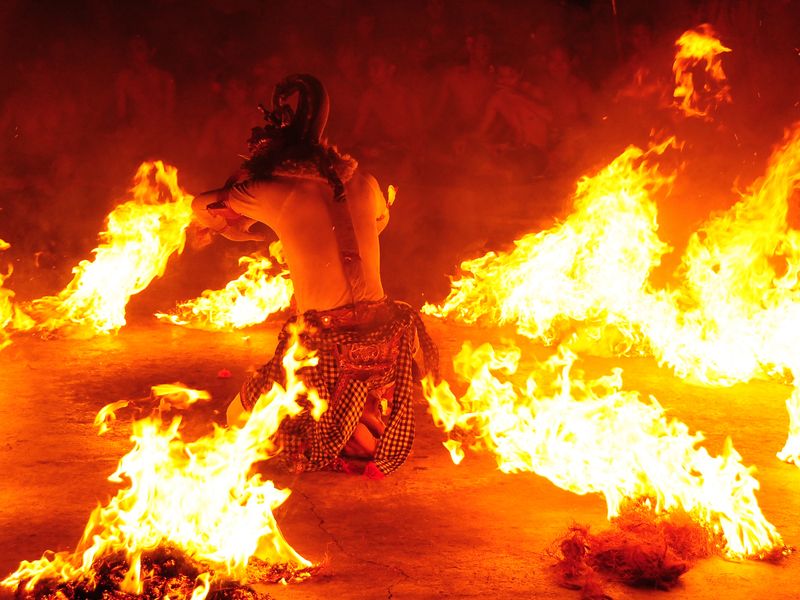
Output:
[0, 0, 798, 306]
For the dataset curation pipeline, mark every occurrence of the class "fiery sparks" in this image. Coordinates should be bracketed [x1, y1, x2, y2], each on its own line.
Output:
[156, 242, 293, 331]
[24, 161, 194, 336]
[672, 23, 732, 119]
[423, 341, 784, 558]
[2, 334, 322, 598]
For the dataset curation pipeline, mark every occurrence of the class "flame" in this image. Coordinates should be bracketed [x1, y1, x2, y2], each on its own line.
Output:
[673, 23, 732, 119]
[777, 387, 800, 465]
[151, 383, 212, 411]
[423, 138, 676, 347]
[425, 121, 800, 464]
[0, 240, 35, 350]
[2, 331, 322, 597]
[156, 242, 293, 331]
[24, 161, 194, 336]
[94, 399, 131, 436]
[423, 341, 783, 558]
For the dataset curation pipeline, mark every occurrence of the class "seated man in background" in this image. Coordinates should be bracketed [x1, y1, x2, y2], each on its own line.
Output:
[191, 74, 437, 479]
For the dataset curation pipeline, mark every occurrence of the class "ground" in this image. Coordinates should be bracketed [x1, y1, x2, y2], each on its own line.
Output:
[0, 315, 798, 600]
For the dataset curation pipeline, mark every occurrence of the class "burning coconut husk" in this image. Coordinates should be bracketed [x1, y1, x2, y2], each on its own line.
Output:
[552, 500, 788, 600]
[8, 546, 321, 600]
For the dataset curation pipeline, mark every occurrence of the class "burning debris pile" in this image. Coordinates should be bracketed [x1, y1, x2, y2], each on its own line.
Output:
[554, 502, 717, 598]
[11, 546, 291, 600]
[419, 35, 800, 572]
[1, 335, 323, 600]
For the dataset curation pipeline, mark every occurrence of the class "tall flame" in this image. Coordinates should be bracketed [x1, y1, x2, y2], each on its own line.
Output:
[423, 341, 784, 558]
[423, 138, 676, 347]
[425, 121, 800, 464]
[25, 161, 194, 336]
[2, 328, 321, 598]
[156, 242, 293, 331]
[673, 23, 732, 119]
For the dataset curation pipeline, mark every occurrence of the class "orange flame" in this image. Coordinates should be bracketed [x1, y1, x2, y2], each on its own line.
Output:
[156, 242, 293, 331]
[0, 240, 34, 350]
[24, 161, 193, 336]
[423, 341, 784, 558]
[426, 121, 800, 461]
[423, 138, 676, 347]
[673, 24, 732, 119]
[2, 332, 321, 597]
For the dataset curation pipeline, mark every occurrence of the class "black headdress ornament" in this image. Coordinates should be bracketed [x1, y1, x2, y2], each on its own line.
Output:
[243, 74, 356, 182]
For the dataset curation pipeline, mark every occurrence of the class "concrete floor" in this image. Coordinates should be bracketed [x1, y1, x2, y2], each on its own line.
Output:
[1, 318, 799, 600]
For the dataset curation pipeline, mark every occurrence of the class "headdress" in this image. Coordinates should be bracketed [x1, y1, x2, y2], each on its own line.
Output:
[242, 74, 357, 183]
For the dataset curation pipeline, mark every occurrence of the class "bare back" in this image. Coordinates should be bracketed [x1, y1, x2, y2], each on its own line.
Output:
[224, 172, 388, 312]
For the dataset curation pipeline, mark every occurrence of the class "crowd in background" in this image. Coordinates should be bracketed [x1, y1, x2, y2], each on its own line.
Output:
[0, 0, 798, 295]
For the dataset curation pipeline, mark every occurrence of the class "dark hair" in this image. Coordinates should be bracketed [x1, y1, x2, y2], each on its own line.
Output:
[242, 74, 356, 183]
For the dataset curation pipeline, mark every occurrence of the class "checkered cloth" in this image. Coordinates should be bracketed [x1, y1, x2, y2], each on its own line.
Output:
[241, 299, 438, 475]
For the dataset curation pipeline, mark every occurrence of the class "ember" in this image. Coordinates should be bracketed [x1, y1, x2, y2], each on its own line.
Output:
[8, 546, 311, 600]
[554, 502, 717, 598]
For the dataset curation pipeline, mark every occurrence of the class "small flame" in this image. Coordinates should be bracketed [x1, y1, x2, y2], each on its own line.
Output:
[156, 244, 293, 331]
[2, 328, 322, 597]
[423, 341, 784, 558]
[673, 23, 732, 119]
[777, 387, 800, 464]
[94, 399, 130, 436]
[0, 240, 34, 350]
[151, 383, 212, 411]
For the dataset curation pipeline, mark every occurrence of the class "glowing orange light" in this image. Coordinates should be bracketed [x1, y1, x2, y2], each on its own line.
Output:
[673, 24, 732, 119]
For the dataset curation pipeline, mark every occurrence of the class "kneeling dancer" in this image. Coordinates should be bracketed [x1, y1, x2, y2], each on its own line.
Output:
[192, 74, 438, 478]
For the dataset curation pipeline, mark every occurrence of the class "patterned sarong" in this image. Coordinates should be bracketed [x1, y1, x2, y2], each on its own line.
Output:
[241, 299, 438, 475]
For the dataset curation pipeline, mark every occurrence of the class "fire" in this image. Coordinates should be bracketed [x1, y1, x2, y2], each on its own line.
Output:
[425, 121, 800, 464]
[25, 161, 194, 336]
[423, 341, 784, 558]
[156, 242, 293, 331]
[0, 239, 34, 350]
[672, 23, 732, 119]
[2, 329, 321, 598]
[423, 138, 676, 347]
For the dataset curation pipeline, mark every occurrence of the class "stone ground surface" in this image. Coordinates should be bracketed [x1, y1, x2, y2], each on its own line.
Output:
[0, 319, 799, 600]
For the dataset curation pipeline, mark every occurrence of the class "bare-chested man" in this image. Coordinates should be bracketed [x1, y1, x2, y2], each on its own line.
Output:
[476, 60, 551, 152]
[192, 75, 437, 478]
[351, 53, 423, 174]
[434, 31, 495, 136]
